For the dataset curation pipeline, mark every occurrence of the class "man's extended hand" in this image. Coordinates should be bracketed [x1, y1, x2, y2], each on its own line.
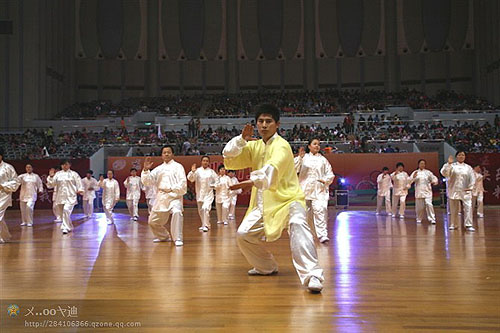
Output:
[242, 124, 257, 141]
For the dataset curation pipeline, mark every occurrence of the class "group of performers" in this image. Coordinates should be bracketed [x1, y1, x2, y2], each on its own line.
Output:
[0, 104, 489, 293]
[376, 152, 485, 232]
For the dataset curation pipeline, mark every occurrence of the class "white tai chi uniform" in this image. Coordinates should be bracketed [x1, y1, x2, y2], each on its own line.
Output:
[187, 167, 218, 229]
[0, 161, 20, 242]
[52, 188, 62, 222]
[143, 185, 157, 214]
[99, 178, 120, 224]
[441, 162, 475, 228]
[124, 176, 142, 219]
[47, 170, 83, 233]
[18, 172, 43, 226]
[223, 134, 324, 286]
[472, 171, 484, 217]
[295, 153, 334, 240]
[214, 174, 232, 225]
[141, 160, 187, 242]
[390, 171, 410, 217]
[81, 177, 99, 218]
[376, 173, 392, 214]
[228, 176, 242, 220]
[409, 169, 438, 223]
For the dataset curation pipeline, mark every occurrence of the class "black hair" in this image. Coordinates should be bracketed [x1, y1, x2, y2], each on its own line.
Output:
[227, 169, 235, 174]
[382, 167, 389, 171]
[308, 138, 320, 145]
[255, 104, 280, 122]
[417, 159, 426, 165]
[86, 170, 94, 175]
[130, 168, 137, 172]
[218, 164, 225, 171]
[455, 151, 466, 157]
[161, 145, 174, 154]
[396, 162, 404, 168]
[107, 170, 114, 175]
[60, 159, 71, 166]
[473, 164, 481, 168]
[201, 155, 210, 162]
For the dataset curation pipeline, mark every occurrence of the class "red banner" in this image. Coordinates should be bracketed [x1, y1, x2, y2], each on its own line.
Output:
[463, 153, 500, 205]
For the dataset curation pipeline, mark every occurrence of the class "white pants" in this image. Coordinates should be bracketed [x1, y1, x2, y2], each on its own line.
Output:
[0, 201, 11, 242]
[392, 194, 407, 216]
[197, 201, 212, 228]
[236, 201, 324, 286]
[450, 195, 473, 228]
[229, 196, 237, 219]
[127, 199, 139, 218]
[147, 198, 154, 214]
[20, 200, 35, 225]
[216, 201, 230, 223]
[415, 197, 435, 223]
[56, 203, 75, 231]
[472, 193, 484, 216]
[306, 199, 328, 239]
[376, 194, 391, 214]
[148, 203, 183, 241]
[83, 199, 94, 217]
[53, 201, 62, 221]
[103, 203, 115, 224]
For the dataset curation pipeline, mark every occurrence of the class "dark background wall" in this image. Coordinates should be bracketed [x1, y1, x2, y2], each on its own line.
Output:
[0, 0, 498, 128]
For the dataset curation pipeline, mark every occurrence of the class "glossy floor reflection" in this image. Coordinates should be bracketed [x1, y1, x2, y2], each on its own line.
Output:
[1, 207, 499, 332]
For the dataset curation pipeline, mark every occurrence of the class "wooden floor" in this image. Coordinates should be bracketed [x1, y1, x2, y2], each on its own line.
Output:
[1, 206, 500, 332]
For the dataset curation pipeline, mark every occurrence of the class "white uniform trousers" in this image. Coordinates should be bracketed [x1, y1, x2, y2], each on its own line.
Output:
[391, 194, 407, 216]
[472, 193, 484, 216]
[415, 197, 436, 223]
[55, 203, 75, 231]
[376, 194, 392, 214]
[126, 199, 139, 218]
[449, 195, 473, 228]
[53, 201, 62, 222]
[229, 197, 237, 219]
[0, 201, 11, 242]
[216, 201, 230, 224]
[83, 199, 94, 217]
[20, 200, 35, 225]
[103, 203, 115, 224]
[148, 202, 183, 241]
[147, 199, 154, 214]
[306, 199, 328, 239]
[236, 201, 324, 286]
[197, 201, 212, 228]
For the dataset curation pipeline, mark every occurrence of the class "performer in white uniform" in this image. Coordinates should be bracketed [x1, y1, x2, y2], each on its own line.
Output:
[51, 166, 62, 223]
[472, 164, 485, 218]
[0, 150, 21, 243]
[141, 146, 187, 246]
[227, 170, 241, 221]
[187, 156, 218, 232]
[99, 171, 120, 225]
[214, 165, 232, 225]
[18, 164, 44, 226]
[46, 160, 84, 234]
[409, 159, 438, 224]
[294, 139, 335, 243]
[143, 184, 157, 214]
[390, 162, 410, 219]
[124, 168, 142, 221]
[376, 167, 392, 215]
[81, 170, 99, 218]
[441, 152, 476, 231]
[224, 105, 324, 293]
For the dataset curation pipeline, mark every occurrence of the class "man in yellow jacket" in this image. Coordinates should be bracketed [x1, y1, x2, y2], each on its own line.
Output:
[224, 104, 324, 292]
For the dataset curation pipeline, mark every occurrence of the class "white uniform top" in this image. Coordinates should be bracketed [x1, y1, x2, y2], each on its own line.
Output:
[409, 169, 438, 199]
[124, 175, 142, 200]
[81, 177, 99, 201]
[18, 173, 43, 202]
[187, 167, 218, 203]
[229, 176, 242, 198]
[295, 153, 335, 202]
[472, 172, 484, 196]
[144, 185, 157, 200]
[376, 173, 393, 197]
[440, 162, 475, 200]
[99, 178, 120, 207]
[390, 171, 410, 196]
[141, 159, 187, 212]
[47, 170, 83, 205]
[0, 161, 20, 208]
[215, 175, 231, 204]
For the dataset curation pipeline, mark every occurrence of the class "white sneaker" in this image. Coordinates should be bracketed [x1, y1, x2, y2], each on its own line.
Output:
[223, 221, 228, 225]
[202, 226, 209, 232]
[466, 226, 475, 232]
[247, 268, 278, 276]
[477, 214, 484, 218]
[416, 220, 422, 223]
[430, 220, 436, 225]
[319, 236, 329, 243]
[153, 238, 168, 243]
[375, 212, 380, 216]
[198, 226, 204, 231]
[0, 239, 5, 244]
[130, 217, 134, 220]
[174, 240, 184, 246]
[399, 215, 404, 219]
[107, 220, 114, 225]
[54, 219, 62, 223]
[133, 216, 138, 221]
[27, 223, 33, 227]
[391, 214, 396, 218]
[448, 225, 458, 230]
[307, 276, 323, 293]
[20, 222, 27, 226]
[217, 221, 224, 224]
[62, 229, 69, 234]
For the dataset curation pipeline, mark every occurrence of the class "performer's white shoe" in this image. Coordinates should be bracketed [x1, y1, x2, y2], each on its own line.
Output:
[466, 226, 475, 232]
[307, 277, 323, 293]
[319, 236, 329, 243]
[448, 225, 458, 230]
[247, 268, 278, 276]
[20, 222, 27, 226]
[174, 240, 184, 247]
